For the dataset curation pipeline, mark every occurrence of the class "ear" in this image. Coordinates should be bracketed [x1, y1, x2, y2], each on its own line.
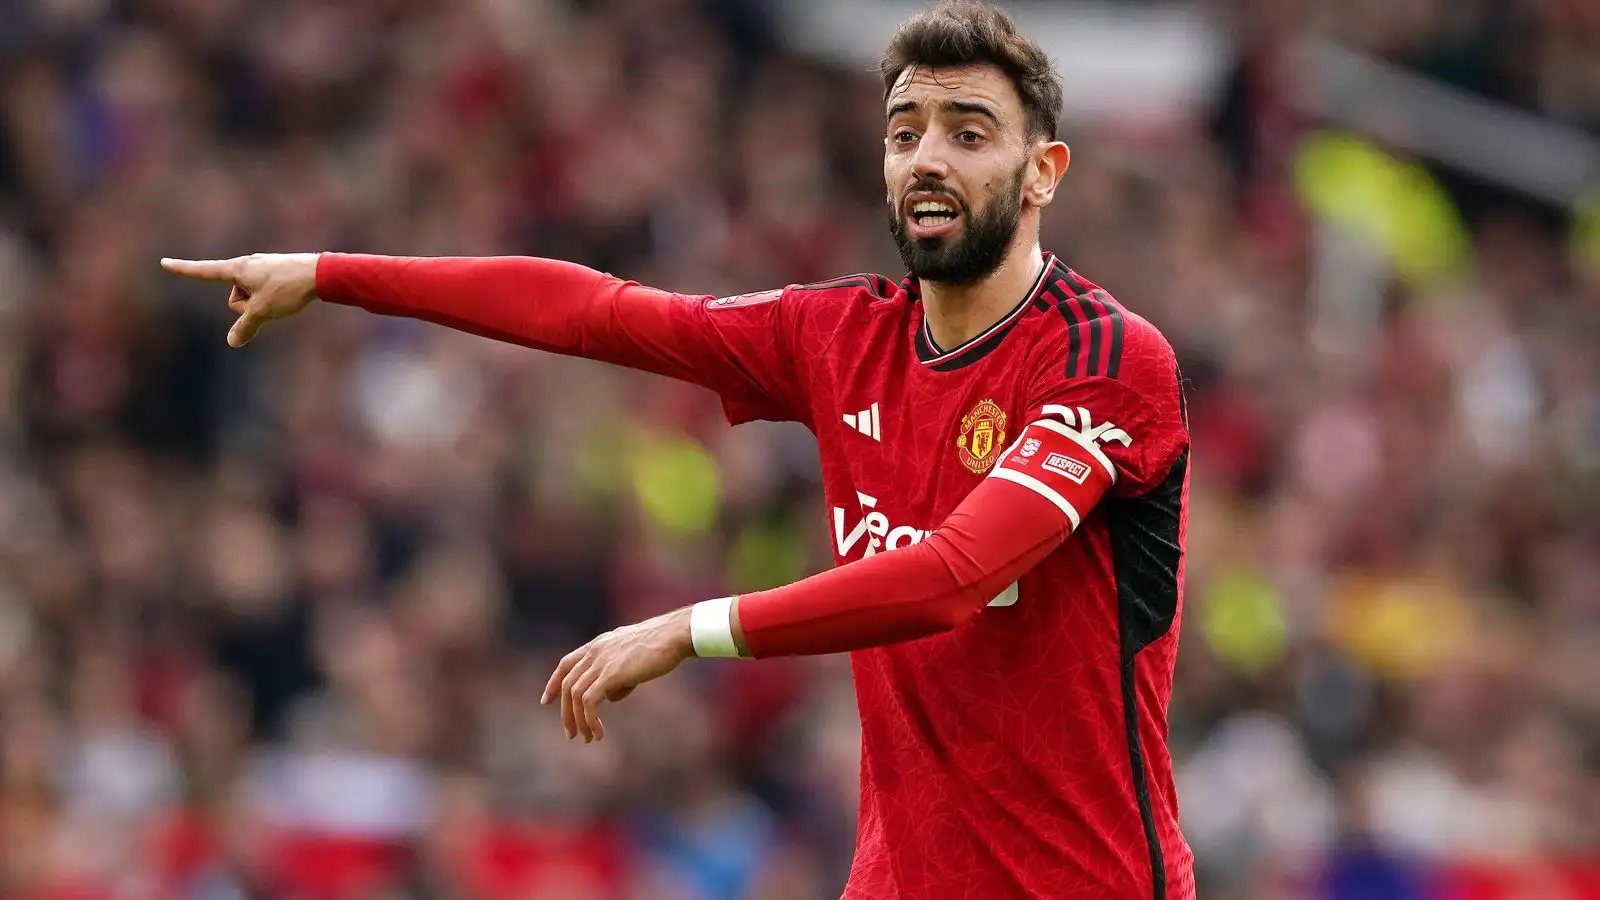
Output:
[1026, 141, 1071, 209]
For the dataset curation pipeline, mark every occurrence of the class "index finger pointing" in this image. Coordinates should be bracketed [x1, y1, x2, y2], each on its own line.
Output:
[160, 257, 241, 282]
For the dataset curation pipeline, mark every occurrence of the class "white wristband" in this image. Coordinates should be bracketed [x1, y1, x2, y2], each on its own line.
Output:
[690, 597, 741, 658]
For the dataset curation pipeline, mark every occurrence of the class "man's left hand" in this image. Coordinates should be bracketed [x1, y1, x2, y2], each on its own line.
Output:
[541, 608, 695, 742]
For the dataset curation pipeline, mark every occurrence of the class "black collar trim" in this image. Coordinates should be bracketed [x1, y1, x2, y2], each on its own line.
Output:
[910, 253, 1055, 372]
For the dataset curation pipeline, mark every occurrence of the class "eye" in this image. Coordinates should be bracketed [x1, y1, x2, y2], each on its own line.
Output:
[958, 130, 984, 144]
[893, 129, 919, 145]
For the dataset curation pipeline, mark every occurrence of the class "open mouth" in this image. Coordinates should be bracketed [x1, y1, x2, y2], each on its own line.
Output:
[905, 193, 962, 237]
[911, 200, 959, 226]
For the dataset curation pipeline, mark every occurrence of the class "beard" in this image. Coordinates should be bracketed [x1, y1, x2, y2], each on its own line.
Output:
[888, 161, 1026, 287]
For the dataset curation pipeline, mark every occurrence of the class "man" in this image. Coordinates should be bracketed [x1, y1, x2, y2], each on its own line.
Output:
[163, 2, 1195, 897]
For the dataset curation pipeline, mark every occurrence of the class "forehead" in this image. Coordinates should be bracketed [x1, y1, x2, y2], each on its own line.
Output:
[886, 64, 1023, 118]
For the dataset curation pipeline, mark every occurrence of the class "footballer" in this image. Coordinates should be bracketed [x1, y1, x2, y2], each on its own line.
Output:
[163, 2, 1196, 897]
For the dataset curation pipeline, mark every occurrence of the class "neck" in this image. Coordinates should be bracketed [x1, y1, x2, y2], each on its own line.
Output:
[921, 235, 1046, 351]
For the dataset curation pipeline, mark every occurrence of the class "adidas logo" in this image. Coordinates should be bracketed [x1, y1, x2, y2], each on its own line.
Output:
[842, 402, 881, 441]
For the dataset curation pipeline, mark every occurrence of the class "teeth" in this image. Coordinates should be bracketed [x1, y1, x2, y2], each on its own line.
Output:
[912, 201, 956, 215]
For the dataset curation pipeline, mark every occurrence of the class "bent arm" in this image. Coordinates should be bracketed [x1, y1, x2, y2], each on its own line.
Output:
[695, 411, 1128, 659]
[726, 477, 1074, 658]
[316, 253, 750, 391]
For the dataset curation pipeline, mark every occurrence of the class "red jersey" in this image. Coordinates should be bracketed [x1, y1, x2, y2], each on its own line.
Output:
[318, 250, 1196, 899]
[688, 253, 1195, 899]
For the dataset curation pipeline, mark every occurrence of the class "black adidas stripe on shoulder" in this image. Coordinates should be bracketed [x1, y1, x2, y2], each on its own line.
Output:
[1050, 270, 1126, 379]
[792, 275, 870, 292]
[1055, 284, 1085, 378]
[793, 273, 895, 298]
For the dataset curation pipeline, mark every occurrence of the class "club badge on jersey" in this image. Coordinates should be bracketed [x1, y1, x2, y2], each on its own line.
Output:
[956, 398, 1008, 474]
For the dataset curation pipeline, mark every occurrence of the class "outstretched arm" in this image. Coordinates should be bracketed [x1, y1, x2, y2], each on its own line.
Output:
[160, 253, 805, 424]
[315, 254, 739, 389]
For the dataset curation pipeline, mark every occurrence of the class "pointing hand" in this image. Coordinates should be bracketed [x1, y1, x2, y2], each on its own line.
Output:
[160, 253, 321, 347]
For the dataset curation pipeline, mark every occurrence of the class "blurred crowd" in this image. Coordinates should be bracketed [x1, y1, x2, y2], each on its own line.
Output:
[0, 0, 1596, 897]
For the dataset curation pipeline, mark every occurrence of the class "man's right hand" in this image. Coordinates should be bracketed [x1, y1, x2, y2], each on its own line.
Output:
[161, 253, 321, 347]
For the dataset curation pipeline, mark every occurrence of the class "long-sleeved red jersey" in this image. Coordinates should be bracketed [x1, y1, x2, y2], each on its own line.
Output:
[317, 251, 1197, 900]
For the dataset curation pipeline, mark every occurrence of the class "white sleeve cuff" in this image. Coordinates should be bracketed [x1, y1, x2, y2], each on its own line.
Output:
[988, 468, 1083, 530]
[690, 597, 742, 658]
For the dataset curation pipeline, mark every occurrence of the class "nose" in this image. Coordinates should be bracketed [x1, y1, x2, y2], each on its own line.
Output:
[909, 134, 950, 182]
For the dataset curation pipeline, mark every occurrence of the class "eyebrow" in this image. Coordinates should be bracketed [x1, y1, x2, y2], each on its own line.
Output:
[887, 99, 1003, 127]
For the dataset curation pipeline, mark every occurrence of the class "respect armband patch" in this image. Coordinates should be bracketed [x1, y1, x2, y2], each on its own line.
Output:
[987, 419, 1120, 531]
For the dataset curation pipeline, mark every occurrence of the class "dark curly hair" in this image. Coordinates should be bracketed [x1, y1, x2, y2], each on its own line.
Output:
[880, 1, 1064, 141]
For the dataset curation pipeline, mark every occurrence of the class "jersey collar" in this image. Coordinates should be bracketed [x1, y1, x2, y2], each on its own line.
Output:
[909, 252, 1057, 372]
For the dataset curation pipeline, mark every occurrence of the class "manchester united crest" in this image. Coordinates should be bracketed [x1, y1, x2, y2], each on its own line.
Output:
[956, 398, 1008, 474]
